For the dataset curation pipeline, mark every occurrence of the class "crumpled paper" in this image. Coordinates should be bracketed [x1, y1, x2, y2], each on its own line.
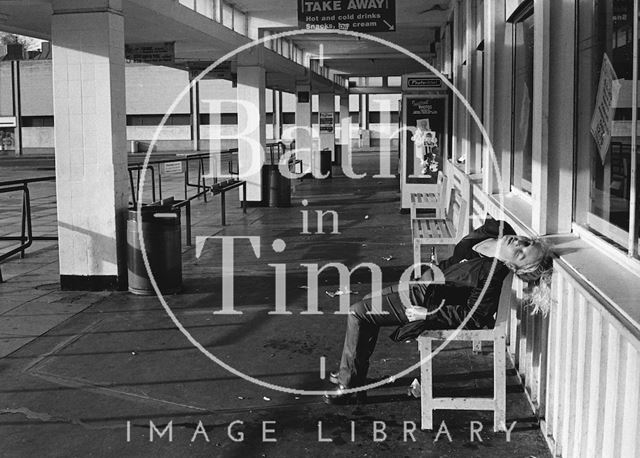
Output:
[325, 288, 359, 298]
[408, 378, 421, 398]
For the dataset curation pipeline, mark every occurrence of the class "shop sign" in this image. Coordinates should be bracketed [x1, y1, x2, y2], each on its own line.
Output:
[319, 112, 334, 132]
[590, 54, 621, 164]
[298, 0, 396, 32]
[190, 62, 232, 80]
[405, 77, 442, 90]
[126, 42, 175, 64]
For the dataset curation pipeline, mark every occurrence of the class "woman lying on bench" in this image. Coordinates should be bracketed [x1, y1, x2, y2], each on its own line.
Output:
[325, 218, 553, 404]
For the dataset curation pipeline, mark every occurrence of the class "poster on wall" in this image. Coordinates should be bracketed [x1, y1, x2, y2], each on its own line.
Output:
[590, 53, 621, 164]
[405, 96, 446, 184]
[319, 112, 334, 133]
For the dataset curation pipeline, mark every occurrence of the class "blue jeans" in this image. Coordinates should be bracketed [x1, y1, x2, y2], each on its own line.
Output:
[338, 285, 409, 388]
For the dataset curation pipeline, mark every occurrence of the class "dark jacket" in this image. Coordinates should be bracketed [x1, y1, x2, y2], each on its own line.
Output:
[390, 218, 515, 342]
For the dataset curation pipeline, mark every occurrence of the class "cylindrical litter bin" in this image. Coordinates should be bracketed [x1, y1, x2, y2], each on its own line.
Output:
[263, 164, 291, 207]
[320, 148, 332, 178]
[333, 144, 342, 166]
[268, 165, 291, 207]
[127, 206, 182, 295]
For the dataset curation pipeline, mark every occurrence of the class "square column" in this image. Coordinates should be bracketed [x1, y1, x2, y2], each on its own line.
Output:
[190, 76, 201, 151]
[369, 95, 392, 153]
[339, 95, 350, 164]
[359, 94, 370, 148]
[236, 65, 266, 203]
[318, 92, 335, 162]
[295, 84, 312, 175]
[52, 0, 128, 290]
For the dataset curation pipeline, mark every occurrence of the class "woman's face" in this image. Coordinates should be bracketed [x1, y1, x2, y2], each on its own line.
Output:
[496, 235, 544, 269]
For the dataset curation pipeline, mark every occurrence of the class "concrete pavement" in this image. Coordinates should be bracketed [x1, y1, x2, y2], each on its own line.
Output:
[0, 152, 550, 457]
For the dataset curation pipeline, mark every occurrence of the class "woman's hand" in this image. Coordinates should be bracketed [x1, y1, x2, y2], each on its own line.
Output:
[405, 306, 429, 322]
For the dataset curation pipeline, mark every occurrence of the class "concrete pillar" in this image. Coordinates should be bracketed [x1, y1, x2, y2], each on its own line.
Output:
[271, 89, 283, 141]
[359, 94, 368, 129]
[359, 94, 370, 148]
[236, 65, 266, 203]
[295, 83, 312, 175]
[190, 76, 200, 151]
[11, 62, 22, 156]
[532, 0, 574, 234]
[276, 90, 283, 140]
[339, 95, 350, 164]
[318, 92, 334, 162]
[52, 0, 128, 290]
[483, 0, 510, 195]
[370, 95, 392, 152]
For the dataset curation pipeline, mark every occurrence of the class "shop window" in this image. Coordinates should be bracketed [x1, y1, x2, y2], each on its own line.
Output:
[222, 2, 233, 29]
[575, 0, 639, 256]
[22, 116, 54, 128]
[510, 4, 534, 194]
[127, 115, 190, 126]
[282, 112, 296, 124]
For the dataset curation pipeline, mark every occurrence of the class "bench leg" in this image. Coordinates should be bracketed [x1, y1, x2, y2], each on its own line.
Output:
[472, 340, 482, 354]
[493, 335, 507, 432]
[242, 182, 247, 214]
[413, 239, 421, 278]
[419, 338, 434, 430]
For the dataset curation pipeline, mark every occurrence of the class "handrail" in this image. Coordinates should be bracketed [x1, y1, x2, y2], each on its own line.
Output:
[0, 175, 56, 187]
[0, 176, 57, 282]
[0, 145, 273, 278]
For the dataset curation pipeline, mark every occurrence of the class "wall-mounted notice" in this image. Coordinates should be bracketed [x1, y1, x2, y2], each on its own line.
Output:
[125, 42, 175, 64]
[319, 112, 334, 132]
[590, 53, 621, 164]
[298, 0, 396, 32]
[163, 162, 184, 174]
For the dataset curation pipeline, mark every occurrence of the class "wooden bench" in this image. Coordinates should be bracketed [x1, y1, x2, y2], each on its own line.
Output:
[416, 272, 514, 432]
[409, 172, 447, 220]
[411, 188, 467, 277]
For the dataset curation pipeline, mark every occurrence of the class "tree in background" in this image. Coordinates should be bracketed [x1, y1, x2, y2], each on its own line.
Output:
[0, 32, 42, 51]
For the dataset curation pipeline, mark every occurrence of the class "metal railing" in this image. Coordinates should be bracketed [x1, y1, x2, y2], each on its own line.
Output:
[0, 176, 57, 282]
[0, 144, 285, 279]
[128, 149, 245, 205]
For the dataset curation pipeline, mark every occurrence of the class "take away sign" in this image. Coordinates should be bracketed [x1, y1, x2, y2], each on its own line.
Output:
[298, 0, 396, 32]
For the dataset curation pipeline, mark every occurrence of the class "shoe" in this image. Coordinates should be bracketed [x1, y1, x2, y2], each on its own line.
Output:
[323, 384, 367, 405]
[328, 371, 367, 386]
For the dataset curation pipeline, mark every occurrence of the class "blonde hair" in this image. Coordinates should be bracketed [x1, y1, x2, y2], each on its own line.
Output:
[523, 269, 555, 316]
[507, 238, 555, 316]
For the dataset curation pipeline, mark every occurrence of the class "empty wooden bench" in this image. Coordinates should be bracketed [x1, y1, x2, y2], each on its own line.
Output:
[409, 172, 447, 220]
[416, 272, 514, 432]
[411, 189, 467, 277]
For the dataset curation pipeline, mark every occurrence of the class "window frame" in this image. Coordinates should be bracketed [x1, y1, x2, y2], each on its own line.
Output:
[573, 0, 640, 258]
[508, 1, 535, 195]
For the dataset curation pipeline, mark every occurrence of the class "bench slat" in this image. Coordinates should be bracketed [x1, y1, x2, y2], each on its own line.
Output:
[430, 397, 496, 410]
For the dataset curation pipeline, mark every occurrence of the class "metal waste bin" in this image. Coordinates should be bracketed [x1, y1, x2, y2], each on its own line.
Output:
[262, 164, 291, 207]
[333, 144, 342, 166]
[127, 205, 182, 295]
[320, 148, 332, 178]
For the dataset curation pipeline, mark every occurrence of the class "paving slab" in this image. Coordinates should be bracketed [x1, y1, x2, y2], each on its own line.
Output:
[0, 152, 551, 457]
